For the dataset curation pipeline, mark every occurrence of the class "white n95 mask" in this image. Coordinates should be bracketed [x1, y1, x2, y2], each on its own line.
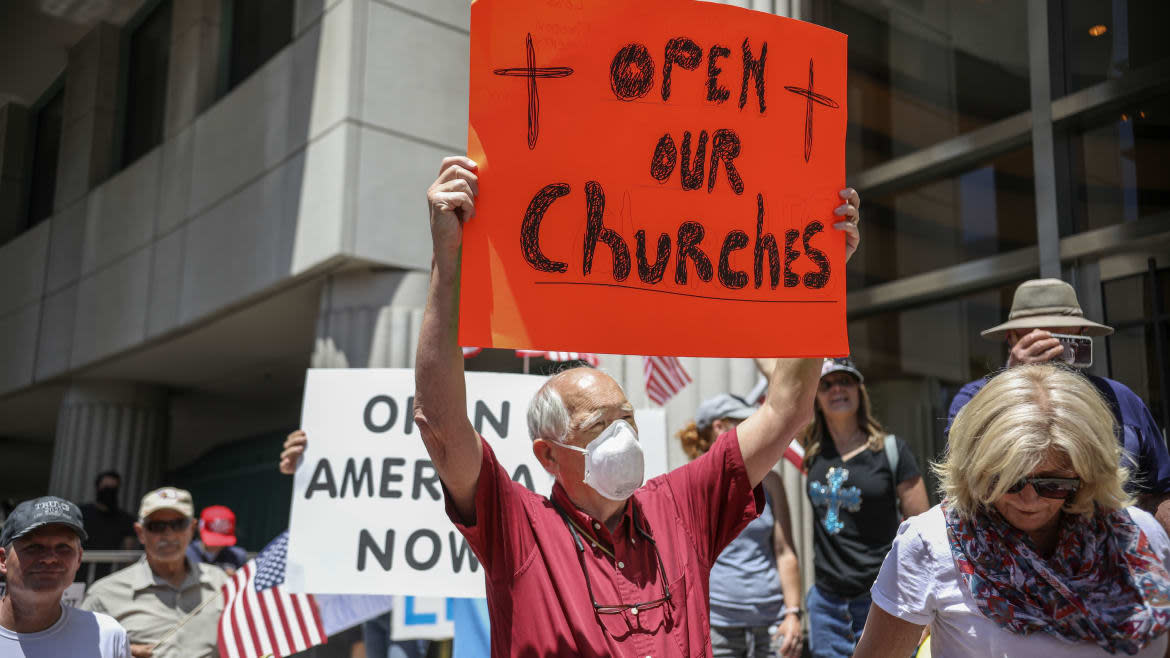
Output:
[554, 419, 645, 501]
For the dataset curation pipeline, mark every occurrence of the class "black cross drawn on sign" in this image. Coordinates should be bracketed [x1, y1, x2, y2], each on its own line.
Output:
[784, 58, 840, 163]
[493, 33, 575, 150]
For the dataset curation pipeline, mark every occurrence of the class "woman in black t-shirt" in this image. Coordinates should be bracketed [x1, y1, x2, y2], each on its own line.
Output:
[798, 358, 929, 658]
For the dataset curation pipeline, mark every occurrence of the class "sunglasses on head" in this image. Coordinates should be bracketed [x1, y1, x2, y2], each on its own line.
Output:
[143, 517, 191, 534]
[1005, 476, 1082, 500]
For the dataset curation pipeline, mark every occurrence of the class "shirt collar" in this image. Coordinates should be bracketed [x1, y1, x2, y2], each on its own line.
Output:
[549, 482, 640, 548]
[131, 555, 206, 592]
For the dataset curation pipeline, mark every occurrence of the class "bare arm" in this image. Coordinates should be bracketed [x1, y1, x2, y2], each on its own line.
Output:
[739, 189, 860, 487]
[853, 603, 924, 658]
[897, 476, 930, 518]
[763, 471, 803, 658]
[1138, 493, 1170, 539]
[736, 358, 820, 487]
[413, 156, 482, 523]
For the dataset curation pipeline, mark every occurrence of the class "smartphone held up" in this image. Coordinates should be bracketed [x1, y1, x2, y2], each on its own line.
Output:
[1051, 333, 1093, 368]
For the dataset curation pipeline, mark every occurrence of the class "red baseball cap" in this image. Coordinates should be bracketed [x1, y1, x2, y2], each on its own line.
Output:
[199, 505, 237, 547]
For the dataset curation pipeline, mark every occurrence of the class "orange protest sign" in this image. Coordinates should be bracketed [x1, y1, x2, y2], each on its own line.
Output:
[460, 0, 848, 358]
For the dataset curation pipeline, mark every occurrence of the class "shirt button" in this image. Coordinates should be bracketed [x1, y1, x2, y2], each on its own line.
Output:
[593, 522, 601, 530]
[618, 561, 625, 568]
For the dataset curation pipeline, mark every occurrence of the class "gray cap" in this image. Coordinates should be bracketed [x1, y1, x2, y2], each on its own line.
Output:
[821, 357, 863, 383]
[696, 393, 756, 431]
[0, 496, 87, 547]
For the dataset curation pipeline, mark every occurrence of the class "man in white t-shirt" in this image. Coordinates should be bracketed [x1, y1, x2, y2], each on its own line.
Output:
[0, 496, 129, 658]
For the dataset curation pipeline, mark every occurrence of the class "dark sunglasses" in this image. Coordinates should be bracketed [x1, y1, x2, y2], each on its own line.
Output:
[818, 376, 858, 392]
[143, 518, 192, 534]
[1005, 476, 1082, 500]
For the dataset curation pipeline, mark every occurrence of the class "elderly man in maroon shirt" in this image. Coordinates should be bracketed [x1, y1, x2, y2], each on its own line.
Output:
[397, 156, 861, 657]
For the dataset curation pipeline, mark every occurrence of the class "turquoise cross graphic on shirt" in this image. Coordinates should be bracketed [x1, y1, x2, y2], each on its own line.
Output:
[809, 467, 862, 534]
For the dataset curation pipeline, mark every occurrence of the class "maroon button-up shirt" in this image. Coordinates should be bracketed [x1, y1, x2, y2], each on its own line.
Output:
[445, 427, 763, 657]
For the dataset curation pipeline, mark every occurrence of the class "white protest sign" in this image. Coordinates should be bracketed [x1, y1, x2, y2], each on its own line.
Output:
[285, 369, 667, 598]
[62, 582, 86, 607]
[389, 596, 455, 641]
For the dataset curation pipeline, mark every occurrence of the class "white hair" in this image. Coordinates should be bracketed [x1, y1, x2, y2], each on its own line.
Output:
[526, 366, 628, 443]
[527, 382, 571, 443]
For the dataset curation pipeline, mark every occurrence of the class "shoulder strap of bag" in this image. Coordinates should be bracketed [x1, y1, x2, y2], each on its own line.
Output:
[884, 434, 903, 518]
[883, 434, 899, 477]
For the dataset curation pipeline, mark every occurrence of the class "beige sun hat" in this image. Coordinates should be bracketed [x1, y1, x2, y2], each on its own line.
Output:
[981, 278, 1113, 340]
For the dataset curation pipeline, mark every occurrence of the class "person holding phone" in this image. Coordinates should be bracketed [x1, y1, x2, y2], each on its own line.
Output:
[946, 278, 1170, 535]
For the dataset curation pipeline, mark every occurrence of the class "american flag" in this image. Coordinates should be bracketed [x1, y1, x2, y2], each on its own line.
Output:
[218, 531, 326, 658]
[515, 350, 600, 366]
[783, 440, 807, 473]
[642, 356, 691, 405]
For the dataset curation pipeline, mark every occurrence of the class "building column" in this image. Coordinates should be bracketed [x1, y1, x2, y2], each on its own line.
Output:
[312, 269, 430, 369]
[54, 23, 120, 211]
[48, 382, 169, 511]
[164, 0, 222, 138]
[0, 103, 31, 243]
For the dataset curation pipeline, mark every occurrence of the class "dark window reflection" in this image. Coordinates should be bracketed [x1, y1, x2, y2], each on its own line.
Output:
[847, 147, 1036, 290]
[821, 0, 1030, 172]
[228, 0, 294, 90]
[1103, 266, 1170, 428]
[1068, 94, 1170, 233]
[848, 280, 1030, 503]
[1061, 0, 1170, 95]
[27, 85, 64, 226]
[122, 0, 172, 168]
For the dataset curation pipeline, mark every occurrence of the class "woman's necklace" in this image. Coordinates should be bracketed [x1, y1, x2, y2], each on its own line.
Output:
[833, 428, 867, 457]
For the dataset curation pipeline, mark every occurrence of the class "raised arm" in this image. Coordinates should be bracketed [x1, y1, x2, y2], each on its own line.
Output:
[736, 358, 820, 486]
[413, 156, 482, 522]
[736, 188, 859, 486]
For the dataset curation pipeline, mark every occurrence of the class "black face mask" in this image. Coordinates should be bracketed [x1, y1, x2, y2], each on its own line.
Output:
[97, 487, 120, 510]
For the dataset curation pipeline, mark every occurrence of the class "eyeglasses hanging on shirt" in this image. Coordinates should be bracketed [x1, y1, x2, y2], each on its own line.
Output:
[552, 500, 672, 618]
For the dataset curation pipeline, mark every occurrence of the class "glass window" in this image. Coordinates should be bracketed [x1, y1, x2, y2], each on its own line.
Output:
[227, 0, 294, 90]
[1060, 0, 1170, 95]
[847, 146, 1036, 290]
[848, 280, 1031, 503]
[27, 85, 64, 226]
[818, 0, 1030, 172]
[1103, 267, 1170, 429]
[1067, 94, 1170, 234]
[122, 0, 173, 168]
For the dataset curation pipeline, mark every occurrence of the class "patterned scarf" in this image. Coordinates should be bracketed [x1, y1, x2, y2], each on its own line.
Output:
[943, 501, 1170, 654]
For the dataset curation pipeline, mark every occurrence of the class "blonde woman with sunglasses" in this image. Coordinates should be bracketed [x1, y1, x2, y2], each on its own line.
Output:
[856, 363, 1170, 657]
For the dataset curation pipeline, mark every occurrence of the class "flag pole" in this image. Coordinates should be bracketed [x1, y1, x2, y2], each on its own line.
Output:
[151, 591, 220, 652]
